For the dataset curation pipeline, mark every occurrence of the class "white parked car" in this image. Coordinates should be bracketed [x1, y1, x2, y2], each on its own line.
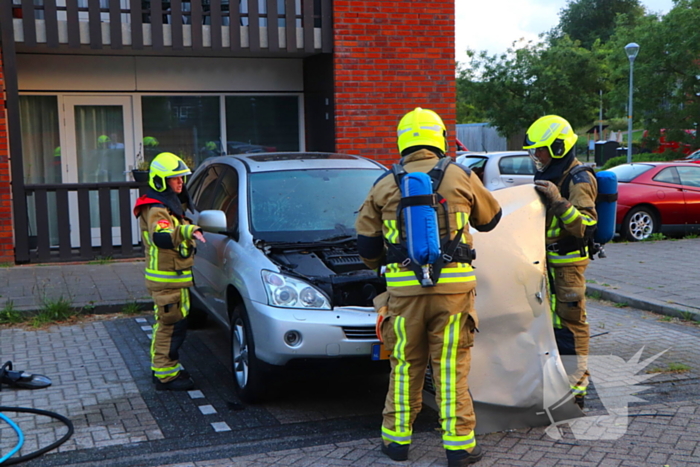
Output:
[456, 151, 535, 190]
[186, 152, 387, 403]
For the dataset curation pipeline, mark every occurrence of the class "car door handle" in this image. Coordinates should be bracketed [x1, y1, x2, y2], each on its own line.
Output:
[505, 178, 515, 183]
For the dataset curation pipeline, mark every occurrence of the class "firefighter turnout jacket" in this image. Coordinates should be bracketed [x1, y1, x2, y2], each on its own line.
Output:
[133, 196, 199, 291]
[545, 159, 598, 267]
[355, 149, 502, 296]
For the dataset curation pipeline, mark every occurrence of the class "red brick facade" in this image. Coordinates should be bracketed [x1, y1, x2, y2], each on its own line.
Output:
[333, 0, 456, 166]
[0, 48, 14, 263]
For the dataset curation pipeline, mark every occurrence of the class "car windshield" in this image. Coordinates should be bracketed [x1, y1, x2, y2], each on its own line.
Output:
[248, 168, 383, 242]
[459, 156, 487, 169]
[607, 163, 655, 182]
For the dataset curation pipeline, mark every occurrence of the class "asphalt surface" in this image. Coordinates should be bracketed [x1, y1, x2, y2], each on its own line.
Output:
[0, 238, 699, 466]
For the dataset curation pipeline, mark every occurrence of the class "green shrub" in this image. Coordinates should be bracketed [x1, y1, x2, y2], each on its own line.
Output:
[0, 301, 26, 324]
[601, 152, 680, 170]
[31, 296, 76, 327]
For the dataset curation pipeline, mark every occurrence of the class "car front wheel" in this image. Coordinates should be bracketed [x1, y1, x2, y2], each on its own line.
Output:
[230, 304, 269, 403]
[622, 206, 657, 241]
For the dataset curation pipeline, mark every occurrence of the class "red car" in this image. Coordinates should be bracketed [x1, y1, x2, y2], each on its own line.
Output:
[607, 162, 700, 241]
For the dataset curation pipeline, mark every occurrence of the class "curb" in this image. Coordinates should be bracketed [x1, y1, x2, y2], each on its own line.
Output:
[586, 284, 700, 321]
[11, 299, 154, 316]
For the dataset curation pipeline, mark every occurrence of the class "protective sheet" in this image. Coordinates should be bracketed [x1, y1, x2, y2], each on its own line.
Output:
[423, 184, 583, 433]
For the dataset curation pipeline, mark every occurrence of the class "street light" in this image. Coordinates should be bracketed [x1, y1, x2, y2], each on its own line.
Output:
[625, 42, 640, 164]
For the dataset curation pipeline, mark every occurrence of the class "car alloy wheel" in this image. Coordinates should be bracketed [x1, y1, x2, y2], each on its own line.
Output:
[624, 206, 656, 241]
[232, 317, 249, 390]
[229, 304, 268, 403]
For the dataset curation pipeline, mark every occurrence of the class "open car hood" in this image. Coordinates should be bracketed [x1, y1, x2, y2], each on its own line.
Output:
[425, 184, 583, 433]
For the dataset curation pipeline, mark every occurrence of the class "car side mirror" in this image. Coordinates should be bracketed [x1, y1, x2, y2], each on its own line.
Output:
[198, 210, 227, 234]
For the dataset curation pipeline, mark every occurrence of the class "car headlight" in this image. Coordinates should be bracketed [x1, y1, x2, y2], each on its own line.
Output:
[261, 270, 331, 310]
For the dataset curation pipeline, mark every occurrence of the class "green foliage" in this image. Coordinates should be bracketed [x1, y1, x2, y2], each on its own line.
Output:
[613, 301, 629, 308]
[680, 311, 698, 322]
[552, 0, 645, 49]
[0, 301, 26, 324]
[600, 152, 679, 169]
[645, 233, 666, 242]
[122, 302, 145, 315]
[31, 296, 76, 327]
[684, 233, 699, 239]
[606, 1, 700, 149]
[587, 290, 603, 300]
[88, 256, 113, 265]
[647, 362, 691, 374]
[458, 36, 606, 138]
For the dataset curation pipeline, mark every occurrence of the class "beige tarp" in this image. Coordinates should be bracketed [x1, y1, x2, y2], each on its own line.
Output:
[424, 184, 583, 433]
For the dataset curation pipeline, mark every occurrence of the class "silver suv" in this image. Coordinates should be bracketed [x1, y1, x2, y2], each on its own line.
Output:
[186, 153, 387, 402]
[456, 151, 535, 190]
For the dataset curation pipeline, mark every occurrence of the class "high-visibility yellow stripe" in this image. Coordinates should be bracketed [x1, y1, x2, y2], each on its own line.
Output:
[440, 314, 460, 438]
[444, 431, 477, 451]
[181, 288, 190, 318]
[381, 425, 412, 445]
[547, 250, 588, 265]
[145, 269, 193, 283]
[384, 219, 399, 244]
[385, 266, 475, 287]
[392, 316, 411, 435]
[455, 212, 469, 242]
[571, 385, 587, 396]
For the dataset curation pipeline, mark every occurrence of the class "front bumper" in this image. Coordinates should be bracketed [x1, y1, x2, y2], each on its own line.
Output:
[244, 298, 380, 366]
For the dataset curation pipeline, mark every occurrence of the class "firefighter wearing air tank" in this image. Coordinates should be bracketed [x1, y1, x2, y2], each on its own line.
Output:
[356, 108, 502, 467]
[132, 152, 206, 391]
[523, 115, 598, 409]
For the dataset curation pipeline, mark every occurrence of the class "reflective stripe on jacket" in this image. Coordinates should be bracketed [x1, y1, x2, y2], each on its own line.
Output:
[355, 149, 502, 297]
[138, 204, 198, 291]
[545, 160, 598, 267]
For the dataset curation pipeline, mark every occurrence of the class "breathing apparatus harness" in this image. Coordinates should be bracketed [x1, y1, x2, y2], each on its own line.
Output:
[384, 157, 476, 287]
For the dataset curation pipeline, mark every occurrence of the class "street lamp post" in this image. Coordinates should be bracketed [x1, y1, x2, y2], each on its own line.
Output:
[625, 42, 640, 164]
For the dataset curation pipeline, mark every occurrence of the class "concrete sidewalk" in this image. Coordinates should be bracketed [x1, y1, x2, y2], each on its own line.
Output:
[1, 238, 699, 320]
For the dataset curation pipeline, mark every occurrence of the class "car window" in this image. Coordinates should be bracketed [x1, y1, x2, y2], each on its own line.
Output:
[209, 168, 239, 231]
[192, 165, 224, 211]
[677, 166, 700, 188]
[653, 167, 680, 185]
[607, 163, 654, 182]
[248, 168, 382, 242]
[458, 156, 487, 169]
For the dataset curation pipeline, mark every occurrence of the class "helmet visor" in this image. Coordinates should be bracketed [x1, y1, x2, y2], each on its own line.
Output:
[528, 148, 550, 172]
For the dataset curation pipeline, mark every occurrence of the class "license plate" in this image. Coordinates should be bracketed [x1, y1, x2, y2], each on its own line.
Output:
[371, 343, 391, 361]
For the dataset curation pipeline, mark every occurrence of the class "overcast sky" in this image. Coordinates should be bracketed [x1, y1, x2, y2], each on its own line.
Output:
[456, 0, 676, 62]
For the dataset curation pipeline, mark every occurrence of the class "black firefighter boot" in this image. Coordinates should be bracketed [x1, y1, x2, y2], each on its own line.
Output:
[446, 445, 484, 466]
[380, 442, 409, 461]
[155, 371, 194, 391]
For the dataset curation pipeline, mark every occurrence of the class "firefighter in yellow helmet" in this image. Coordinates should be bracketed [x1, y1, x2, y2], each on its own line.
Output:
[524, 115, 598, 409]
[355, 108, 502, 466]
[132, 152, 206, 391]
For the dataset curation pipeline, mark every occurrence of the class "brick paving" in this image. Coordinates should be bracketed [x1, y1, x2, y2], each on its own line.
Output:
[1, 238, 700, 466]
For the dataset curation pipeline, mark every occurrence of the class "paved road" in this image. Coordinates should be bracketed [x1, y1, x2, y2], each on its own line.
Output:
[1, 238, 700, 466]
[1, 299, 699, 466]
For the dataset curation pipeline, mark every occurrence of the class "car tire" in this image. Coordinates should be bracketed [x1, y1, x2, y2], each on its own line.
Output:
[622, 206, 657, 241]
[230, 304, 269, 403]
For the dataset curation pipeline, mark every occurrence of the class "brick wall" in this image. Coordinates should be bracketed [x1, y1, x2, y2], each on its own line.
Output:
[333, 0, 456, 166]
[0, 47, 14, 263]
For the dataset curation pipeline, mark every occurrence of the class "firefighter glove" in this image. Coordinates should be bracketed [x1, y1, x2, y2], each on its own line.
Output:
[535, 180, 571, 217]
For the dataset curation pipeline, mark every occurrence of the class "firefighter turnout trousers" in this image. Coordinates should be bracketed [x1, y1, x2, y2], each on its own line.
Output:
[150, 288, 190, 383]
[380, 291, 478, 452]
[550, 264, 589, 396]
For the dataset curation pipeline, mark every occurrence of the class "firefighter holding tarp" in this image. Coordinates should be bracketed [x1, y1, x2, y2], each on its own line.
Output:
[356, 108, 502, 466]
[524, 115, 598, 409]
[133, 152, 206, 391]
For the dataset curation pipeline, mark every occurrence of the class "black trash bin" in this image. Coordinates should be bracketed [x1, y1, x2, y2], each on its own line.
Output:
[594, 141, 620, 166]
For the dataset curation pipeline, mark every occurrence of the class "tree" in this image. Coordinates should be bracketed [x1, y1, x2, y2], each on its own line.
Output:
[606, 0, 700, 149]
[457, 36, 606, 138]
[553, 0, 645, 49]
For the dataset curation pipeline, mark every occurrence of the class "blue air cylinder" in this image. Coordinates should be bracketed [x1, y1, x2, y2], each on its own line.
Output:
[594, 170, 618, 244]
[400, 172, 441, 266]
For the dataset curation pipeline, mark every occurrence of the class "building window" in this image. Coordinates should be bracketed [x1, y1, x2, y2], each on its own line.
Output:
[225, 96, 299, 153]
[19, 96, 61, 184]
[141, 96, 221, 168]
